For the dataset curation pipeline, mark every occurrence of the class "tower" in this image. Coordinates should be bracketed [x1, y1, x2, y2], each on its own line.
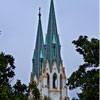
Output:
[30, 0, 69, 100]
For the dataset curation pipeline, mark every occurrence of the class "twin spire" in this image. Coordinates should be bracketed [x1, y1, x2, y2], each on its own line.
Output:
[32, 7, 44, 79]
[32, 0, 61, 79]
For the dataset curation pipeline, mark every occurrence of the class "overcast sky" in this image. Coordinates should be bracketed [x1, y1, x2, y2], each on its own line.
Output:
[0, 0, 99, 99]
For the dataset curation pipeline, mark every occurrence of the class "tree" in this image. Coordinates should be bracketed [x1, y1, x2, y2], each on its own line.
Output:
[67, 36, 99, 100]
[0, 52, 15, 86]
[0, 52, 15, 100]
[13, 80, 28, 100]
[28, 81, 40, 100]
[0, 52, 40, 100]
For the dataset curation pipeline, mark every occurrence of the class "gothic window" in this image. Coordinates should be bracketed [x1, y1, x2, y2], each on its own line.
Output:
[60, 74, 62, 89]
[47, 73, 50, 89]
[53, 73, 57, 88]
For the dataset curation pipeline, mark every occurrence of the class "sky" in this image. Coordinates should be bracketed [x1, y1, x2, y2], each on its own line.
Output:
[0, 0, 99, 99]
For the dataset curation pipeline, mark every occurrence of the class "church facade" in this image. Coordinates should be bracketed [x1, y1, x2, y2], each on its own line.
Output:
[30, 0, 69, 100]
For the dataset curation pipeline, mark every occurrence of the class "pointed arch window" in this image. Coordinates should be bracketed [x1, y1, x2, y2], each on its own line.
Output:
[47, 73, 50, 89]
[60, 74, 62, 89]
[53, 73, 57, 88]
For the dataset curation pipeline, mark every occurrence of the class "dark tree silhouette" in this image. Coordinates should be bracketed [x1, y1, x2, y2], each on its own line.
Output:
[67, 36, 99, 100]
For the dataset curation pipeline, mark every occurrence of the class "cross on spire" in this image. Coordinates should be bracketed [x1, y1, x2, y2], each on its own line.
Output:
[38, 7, 41, 16]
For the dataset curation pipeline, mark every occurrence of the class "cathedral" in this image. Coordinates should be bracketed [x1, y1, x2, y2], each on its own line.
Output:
[30, 0, 69, 100]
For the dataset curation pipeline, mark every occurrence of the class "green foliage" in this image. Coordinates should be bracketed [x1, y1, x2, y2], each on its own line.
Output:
[13, 80, 28, 100]
[72, 36, 99, 67]
[0, 52, 15, 86]
[67, 36, 99, 100]
[0, 52, 40, 100]
[0, 52, 15, 100]
[28, 81, 40, 100]
[0, 84, 13, 100]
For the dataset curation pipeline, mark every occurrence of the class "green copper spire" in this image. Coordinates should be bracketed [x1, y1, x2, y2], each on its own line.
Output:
[32, 8, 44, 79]
[45, 0, 61, 70]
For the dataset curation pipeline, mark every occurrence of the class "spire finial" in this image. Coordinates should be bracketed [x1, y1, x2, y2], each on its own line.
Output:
[38, 7, 41, 16]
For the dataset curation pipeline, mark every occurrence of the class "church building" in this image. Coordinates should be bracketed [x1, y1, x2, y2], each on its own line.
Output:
[30, 0, 69, 100]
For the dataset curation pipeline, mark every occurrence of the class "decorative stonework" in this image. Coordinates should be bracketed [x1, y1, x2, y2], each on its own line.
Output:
[43, 71, 47, 78]
[31, 61, 68, 100]
[62, 73, 66, 80]
[39, 75, 42, 82]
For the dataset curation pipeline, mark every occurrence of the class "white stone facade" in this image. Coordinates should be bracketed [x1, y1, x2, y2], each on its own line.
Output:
[31, 60, 69, 100]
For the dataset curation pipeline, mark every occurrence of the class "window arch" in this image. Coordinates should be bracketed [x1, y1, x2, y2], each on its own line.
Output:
[53, 73, 57, 88]
[60, 74, 62, 89]
[47, 73, 50, 89]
